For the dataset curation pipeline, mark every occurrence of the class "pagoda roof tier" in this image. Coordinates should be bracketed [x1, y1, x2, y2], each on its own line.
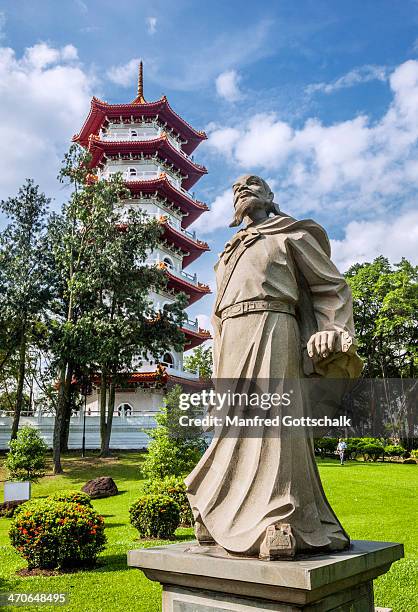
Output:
[74, 96, 207, 155]
[181, 326, 212, 350]
[89, 368, 167, 387]
[87, 134, 207, 190]
[160, 219, 209, 267]
[126, 175, 208, 228]
[118, 370, 208, 389]
[124, 370, 167, 384]
[164, 267, 211, 306]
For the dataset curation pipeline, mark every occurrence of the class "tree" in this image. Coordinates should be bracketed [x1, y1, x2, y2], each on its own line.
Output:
[184, 345, 213, 379]
[345, 257, 417, 378]
[47, 144, 187, 468]
[6, 426, 48, 482]
[345, 257, 418, 442]
[142, 385, 205, 479]
[0, 180, 50, 439]
[82, 204, 187, 456]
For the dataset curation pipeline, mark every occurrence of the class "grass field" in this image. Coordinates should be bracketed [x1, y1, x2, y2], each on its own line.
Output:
[0, 453, 417, 612]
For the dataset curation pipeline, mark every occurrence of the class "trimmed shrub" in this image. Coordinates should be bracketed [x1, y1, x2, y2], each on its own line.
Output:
[384, 444, 405, 458]
[314, 437, 337, 458]
[9, 500, 106, 569]
[410, 449, 418, 459]
[403, 458, 417, 464]
[129, 494, 180, 539]
[345, 438, 366, 459]
[143, 476, 193, 526]
[142, 435, 201, 480]
[360, 442, 384, 462]
[48, 490, 92, 507]
[141, 385, 204, 480]
[6, 426, 48, 482]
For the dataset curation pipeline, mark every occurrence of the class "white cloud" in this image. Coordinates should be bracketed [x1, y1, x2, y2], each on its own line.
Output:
[206, 60, 418, 223]
[107, 57, 140, 87]
[215, 69, 242, 102]
[61, 44, 79, 61]
[307, 65, 388, 95]
[236, 114, 293, 168]
[194, 188, 233, 235]
[0, 42, 96, 203]
[23, 42, 78, 69]
[331, 210, 418, 272]
[206, 125, 240, 158]
[146, 17, 157, 35]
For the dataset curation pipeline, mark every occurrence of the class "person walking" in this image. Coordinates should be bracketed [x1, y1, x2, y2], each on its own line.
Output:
[337, 438, 347, 465]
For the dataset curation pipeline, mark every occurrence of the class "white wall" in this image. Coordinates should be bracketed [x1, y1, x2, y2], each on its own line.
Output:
[0, 414, 156, 450]
[101, 161, 181, 188]
[86, 387, 165, 414]
[101, 123, 181, 151]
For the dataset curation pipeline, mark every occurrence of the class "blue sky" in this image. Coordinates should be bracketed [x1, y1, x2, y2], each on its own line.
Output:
[1, 0, 418, 331]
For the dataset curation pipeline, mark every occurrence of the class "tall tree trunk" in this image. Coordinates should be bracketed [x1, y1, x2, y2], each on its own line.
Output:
[101, 379, 115, 457]
[61, 411, 71, 453]
[53, 364, 68, 474]
[99, 372, 107, 450]
[60, 363, 74, 452]
[11, 330, 27, 440]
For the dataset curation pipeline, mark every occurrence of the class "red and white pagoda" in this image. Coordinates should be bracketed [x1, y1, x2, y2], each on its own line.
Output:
[74, 63, 211, 415]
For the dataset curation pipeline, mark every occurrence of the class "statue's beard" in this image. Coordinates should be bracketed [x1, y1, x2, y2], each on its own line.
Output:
[229, 196, 268, 228]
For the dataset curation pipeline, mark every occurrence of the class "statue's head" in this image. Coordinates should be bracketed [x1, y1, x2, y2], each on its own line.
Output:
[229, 175, 276, 228]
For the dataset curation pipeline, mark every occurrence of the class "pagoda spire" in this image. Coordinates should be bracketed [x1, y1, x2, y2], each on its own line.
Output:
[133, 61, 146, 104]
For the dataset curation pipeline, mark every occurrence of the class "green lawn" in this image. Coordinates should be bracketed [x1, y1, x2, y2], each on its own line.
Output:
[0, 453, 417, 612]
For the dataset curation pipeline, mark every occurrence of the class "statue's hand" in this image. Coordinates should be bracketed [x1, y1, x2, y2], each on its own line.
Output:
[307, 331, 339, 360]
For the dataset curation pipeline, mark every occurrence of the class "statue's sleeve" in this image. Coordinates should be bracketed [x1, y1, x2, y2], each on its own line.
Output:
[288, 229, 363, 378]
[288, 229, 355, 336]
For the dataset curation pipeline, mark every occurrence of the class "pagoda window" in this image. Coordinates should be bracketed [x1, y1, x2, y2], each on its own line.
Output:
[161, 352, 174, 367]
[129, 168, 137, 177]
[163, 256, 174, 269]
[117, 403, 133, 416]
[130, 129, 138, 138]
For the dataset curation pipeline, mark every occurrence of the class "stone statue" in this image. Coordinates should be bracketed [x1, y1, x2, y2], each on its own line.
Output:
[185, 175, 363, 561]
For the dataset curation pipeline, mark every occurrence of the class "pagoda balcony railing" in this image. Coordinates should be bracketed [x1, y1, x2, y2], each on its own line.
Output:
[100, 128, 182, 151]
[101, 131, 159, 142]
[100, 169, 184, 190]
[99, 168, 195, 199]
[150, 258, 199, 285]
[182, 317, 199, 331]
[101, 169, 159, 181]
[146, 212, 197, 240]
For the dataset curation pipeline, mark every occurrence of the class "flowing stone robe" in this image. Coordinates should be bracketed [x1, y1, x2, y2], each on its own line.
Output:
[185, 214, 362, 557]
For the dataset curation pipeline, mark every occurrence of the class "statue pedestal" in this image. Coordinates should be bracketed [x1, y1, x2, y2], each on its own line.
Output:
[128, 540, 403, 611]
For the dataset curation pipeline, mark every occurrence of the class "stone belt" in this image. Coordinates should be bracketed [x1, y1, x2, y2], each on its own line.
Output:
[220, 300, 296, 321]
